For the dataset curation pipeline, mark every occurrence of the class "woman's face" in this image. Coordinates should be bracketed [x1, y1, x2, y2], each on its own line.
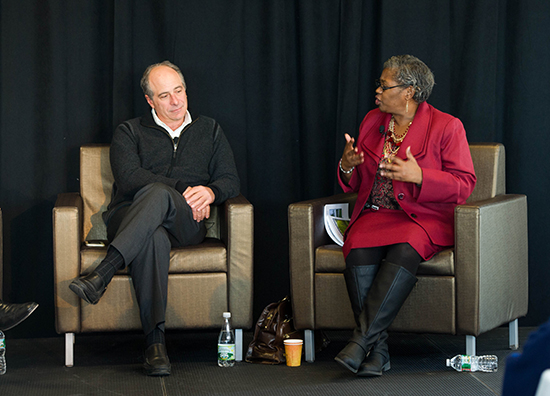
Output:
[375, 68, 409, 115]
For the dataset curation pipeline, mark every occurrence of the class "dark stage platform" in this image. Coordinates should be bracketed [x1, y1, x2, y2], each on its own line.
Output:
[0, 327, 532, 395]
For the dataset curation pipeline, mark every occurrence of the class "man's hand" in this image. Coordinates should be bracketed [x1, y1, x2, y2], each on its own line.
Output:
[183, 186, 215, 222]
[190, 206, 210, 222]
[379, 146, 423, 185]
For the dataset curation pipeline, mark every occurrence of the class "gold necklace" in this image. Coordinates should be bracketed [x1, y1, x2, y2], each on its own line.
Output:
[389, 116, 412, 143]
[383, 116, 413, 161]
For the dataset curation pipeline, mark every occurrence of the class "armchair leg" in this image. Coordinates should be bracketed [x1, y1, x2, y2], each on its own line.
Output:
[304, 329, 315, 363]
[65, 333, 75, 367]
[465, 335, 476, 356]
[235, 329, 243, 361]
[509, 319, 519, 350]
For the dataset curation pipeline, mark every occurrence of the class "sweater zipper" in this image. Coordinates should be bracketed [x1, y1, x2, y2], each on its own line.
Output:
[168, 142, 177, 177]
[165, 118, 199, 177]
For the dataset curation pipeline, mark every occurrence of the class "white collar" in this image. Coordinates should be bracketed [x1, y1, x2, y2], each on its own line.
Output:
[151, 109, 192, 139]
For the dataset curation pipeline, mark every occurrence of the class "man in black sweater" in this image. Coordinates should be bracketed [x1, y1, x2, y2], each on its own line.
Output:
[69, 61, 240, 376]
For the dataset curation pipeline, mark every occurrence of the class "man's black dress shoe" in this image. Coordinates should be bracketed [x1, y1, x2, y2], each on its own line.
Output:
[144, 343, 171, 376]
[0, 301, 39, 331]
[69, 272, 106, 305]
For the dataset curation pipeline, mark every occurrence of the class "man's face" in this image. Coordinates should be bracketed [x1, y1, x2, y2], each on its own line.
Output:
[145, 65, 188, 130]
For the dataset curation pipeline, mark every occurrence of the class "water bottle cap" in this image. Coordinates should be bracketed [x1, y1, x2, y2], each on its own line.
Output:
[223, 312, 231, 318]
[446, 359, 450, 366]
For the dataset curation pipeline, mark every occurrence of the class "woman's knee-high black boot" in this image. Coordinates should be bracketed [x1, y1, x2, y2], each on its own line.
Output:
[357, 329, 390, 376]
[334, 265, 377, 373]
[335, 260, 417, 373]
[342, 265, 390, 375]
[344, 265, 379, 327]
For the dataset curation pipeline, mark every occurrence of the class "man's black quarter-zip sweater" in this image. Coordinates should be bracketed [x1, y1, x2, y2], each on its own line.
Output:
[103, 111, 240, 225]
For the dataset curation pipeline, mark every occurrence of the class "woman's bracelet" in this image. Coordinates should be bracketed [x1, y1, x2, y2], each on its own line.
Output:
[339, 159, 354, 174]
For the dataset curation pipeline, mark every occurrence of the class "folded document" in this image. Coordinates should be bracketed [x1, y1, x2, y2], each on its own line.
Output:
[324, 203, 350, 247]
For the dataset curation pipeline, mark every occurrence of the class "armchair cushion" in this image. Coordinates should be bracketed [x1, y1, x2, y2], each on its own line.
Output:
[315, 245, 455, 276]
[80, 239, 227, 275]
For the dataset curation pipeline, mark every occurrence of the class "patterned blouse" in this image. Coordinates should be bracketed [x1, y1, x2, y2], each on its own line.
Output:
[365, 142, 401, 210]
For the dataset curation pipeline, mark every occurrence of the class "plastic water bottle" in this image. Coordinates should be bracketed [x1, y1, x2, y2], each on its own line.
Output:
[217, 312, 235, 367]
[0, 330, 6, 375]
[446, 354, 498, 372]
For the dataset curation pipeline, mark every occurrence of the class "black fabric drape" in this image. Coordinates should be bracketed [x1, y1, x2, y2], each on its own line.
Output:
[1, 0, 548, 337]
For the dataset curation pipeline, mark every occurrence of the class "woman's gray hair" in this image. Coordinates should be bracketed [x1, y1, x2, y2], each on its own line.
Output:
[140, 60, 186, 97]
[383, 55, 434, 103]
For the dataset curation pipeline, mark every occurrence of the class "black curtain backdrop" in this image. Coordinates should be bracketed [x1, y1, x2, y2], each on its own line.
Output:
[1, 0, 548, 338]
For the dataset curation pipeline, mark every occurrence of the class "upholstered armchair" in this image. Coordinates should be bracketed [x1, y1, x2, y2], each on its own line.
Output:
[53, 144, 254, 366]
[288, 143, 528, 362]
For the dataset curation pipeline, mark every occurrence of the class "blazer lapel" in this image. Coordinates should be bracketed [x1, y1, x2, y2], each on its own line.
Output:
[359, 111, 390, 162]
[395, 101, 432, 160]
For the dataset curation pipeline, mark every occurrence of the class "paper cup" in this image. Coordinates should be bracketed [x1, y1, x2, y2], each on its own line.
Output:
[284, 339, 303, 367]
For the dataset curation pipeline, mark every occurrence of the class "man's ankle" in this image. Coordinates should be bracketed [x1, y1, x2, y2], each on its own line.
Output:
[146, 327, 166, 347]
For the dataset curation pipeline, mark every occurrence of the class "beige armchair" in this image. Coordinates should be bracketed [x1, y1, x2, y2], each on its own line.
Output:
[288, 143, 528, 362]
[53, 144, 254, 366]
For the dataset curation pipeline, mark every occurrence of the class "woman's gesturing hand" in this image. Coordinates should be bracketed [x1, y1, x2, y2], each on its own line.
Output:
[379, 146, 423, 185]
[341, 133, 364, 172]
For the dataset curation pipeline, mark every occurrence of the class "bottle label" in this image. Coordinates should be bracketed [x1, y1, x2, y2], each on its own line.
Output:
[218, 344, 235, 361]
[461, 355, 472, 371]
[0, 338, 4, 348]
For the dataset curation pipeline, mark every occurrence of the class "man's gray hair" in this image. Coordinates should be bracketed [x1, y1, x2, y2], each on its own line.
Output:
[383, 55, 434, 103]
[140, 60, 187, 97]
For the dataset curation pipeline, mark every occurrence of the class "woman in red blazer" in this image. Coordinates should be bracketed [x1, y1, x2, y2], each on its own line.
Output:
[335, 55, 476, 377]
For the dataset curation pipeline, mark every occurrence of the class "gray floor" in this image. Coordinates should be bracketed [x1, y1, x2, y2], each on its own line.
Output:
[0, 327, 531, 395]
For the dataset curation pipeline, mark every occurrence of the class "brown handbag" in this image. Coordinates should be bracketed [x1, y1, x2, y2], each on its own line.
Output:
[244, 296, 302, 364]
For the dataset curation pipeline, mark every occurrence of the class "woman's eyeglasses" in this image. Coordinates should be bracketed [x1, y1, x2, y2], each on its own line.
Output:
[375, 79, 409, 91]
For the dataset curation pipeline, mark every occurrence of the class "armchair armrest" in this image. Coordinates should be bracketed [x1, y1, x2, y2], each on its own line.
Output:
[288, 193, 357, 329]
[455, 194, 528, 336]
[53, 193, 83, 334]
[222, 194, 254, 329]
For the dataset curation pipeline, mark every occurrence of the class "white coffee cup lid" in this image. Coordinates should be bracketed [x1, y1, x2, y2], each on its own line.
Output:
[284, 339, 303, 345]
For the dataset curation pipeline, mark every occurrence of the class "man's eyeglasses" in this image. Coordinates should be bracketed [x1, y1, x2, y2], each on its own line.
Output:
[375, 79, 409, 91]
